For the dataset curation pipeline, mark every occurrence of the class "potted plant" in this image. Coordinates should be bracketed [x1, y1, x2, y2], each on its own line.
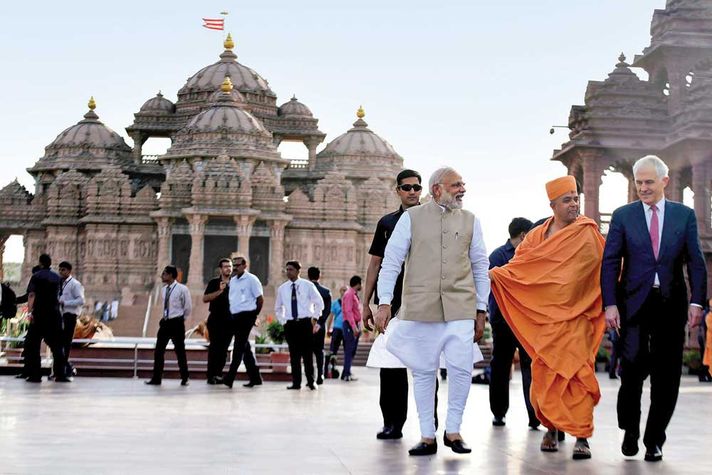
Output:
[266, 318, 289, 373]
[595, 345, 610, 373]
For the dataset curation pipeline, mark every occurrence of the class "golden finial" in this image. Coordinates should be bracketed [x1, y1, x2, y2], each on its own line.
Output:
[357, 105, 365, 119]
[88, 96, 96, 110]
[224, 33, 235, 50]
[221, 76, 234, 93]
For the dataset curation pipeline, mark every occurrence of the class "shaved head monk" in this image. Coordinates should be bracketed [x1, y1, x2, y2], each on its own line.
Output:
[489, 176, 606, 460]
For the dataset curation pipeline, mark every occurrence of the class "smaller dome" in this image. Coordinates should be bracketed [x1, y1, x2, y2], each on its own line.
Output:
[319, 107, 400, 158]
[183, 78, 267, 135]
[278, 95, 313, 118]
[48, 97, 131, 151]
[139, 92, 175, 114]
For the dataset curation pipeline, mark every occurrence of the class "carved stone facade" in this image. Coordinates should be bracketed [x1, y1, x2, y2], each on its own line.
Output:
[552, 0, 712, 291]
[0, 36, 401, 328]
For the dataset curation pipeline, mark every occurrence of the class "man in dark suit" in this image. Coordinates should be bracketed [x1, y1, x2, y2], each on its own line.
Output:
[308, 267, 331, 385]
[601, 155, 707, 462]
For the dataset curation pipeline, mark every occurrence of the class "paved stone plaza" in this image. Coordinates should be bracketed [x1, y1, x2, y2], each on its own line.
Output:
[0, 369, 710, 474]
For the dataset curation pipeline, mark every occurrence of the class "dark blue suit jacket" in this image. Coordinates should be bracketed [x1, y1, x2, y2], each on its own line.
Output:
[601, 200, 707, 322]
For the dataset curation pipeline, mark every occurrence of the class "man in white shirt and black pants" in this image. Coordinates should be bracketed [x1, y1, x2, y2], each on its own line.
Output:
[58, 261, 85, 377]
[275, 260, 325, 390]
[223, 256, 264, 389]
[146, 265, 193, 386]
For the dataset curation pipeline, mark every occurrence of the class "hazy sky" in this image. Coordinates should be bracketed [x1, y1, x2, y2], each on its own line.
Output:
[0, 0, 665, 262]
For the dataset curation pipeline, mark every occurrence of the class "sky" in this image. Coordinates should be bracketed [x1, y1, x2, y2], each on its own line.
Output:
[0, 0, 666, 262]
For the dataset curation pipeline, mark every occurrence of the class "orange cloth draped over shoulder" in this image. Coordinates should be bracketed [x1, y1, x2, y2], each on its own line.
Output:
[489, 215, 606, 438]
[704, 312, 712, 368]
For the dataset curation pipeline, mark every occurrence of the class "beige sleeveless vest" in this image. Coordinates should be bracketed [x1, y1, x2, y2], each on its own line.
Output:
[400, 200, 478, 322]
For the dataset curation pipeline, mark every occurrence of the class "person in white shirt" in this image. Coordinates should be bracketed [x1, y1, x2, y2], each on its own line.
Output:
[146, 265, 193, 386]
[375, 167, 489, 456]
[223, 256, 264, 389]
[275, 260, 325, 390]
[58, 261, 85, 377]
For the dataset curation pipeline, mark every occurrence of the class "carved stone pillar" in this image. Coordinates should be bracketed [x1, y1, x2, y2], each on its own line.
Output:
[186, 214, 207, 289]
[131, 132, 146, 164]
[234, 215, 256, 261]
[304, 137, 320, 171]
[667, 168, 683, 203]
[582, 153, 605, 224]
[692, 162, 710, 236]
[0, 235, 8, 282]
[155, 217, 173, 271]
[269, 221, 288, 285]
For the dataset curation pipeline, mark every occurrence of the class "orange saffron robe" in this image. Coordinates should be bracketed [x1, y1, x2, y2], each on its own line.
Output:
[489, 216, 606, 438]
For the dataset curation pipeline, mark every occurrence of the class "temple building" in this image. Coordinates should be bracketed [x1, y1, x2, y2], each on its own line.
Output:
[0, 34, 402, 332]
[553, 0, 712, 288]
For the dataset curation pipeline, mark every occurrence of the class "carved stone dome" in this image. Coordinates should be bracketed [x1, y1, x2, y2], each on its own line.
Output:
[319, 107, 400, 158]
[278, 96, 313, 118]
[139, 92, 175, 114]
[179, 34, 274, 97]
[46, 98, 131, 153]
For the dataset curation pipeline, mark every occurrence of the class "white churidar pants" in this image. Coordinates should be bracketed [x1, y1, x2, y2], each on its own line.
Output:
[386, 319, 475, 438]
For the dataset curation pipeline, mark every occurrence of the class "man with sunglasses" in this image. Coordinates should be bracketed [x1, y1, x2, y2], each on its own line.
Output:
[363, 169, 423, 440]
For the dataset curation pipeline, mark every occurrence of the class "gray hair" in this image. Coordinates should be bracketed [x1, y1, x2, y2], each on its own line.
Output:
[429, 167, 459, 192]
[632, 155, 669, 179]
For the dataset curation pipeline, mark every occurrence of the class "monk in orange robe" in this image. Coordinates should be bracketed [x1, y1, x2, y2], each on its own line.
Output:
[489, 176, 606, 460]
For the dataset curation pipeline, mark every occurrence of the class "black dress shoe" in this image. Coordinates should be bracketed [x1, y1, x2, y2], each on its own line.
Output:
[376, 426, 403, 440]
[316, 376, 324, 385]
[286, 384, 301, 390]
[145, 379, 161, 385]
[25, 376, 42, 383]
[644, 446, 663, 462]
[223, 379, 234, 389]
[307, 382, 317, 390]
[15, 373, 26, 379]
[444, 434, 472, 454]
[621, 431, 639, 457]
[180, 379, 190, 386]
[492, 416, 506, 426]
[207, 377, 223, 385]
[408, 440, 437, 456]
[54, 377, 73, 383]
[243, 381, 262, 388]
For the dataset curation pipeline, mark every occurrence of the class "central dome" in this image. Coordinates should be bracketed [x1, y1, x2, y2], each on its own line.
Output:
[179, 34, 275, 97]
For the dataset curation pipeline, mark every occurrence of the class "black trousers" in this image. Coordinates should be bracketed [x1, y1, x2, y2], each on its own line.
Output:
[313, 325, 326, 378]
[285, 318, 314, 387]
[380, 368, 408, 431]
[617, 289, 686, 449]
[379, 369, 439, 431]
[62, 312, 78, 374]
[206, 316, 231, 379]
[152, 318, 189, 381]
[23, 312, 67, 380]
[489, 318, 539, 427]
[224, 311, 262, 384]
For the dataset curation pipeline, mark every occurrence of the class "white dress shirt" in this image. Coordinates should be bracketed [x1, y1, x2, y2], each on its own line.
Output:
[643, 197, 665, 287]
[228, 271, 263, 314]
[162, 282, 192, 320]
[59, 276, 85, 315]
[378, 206, 490, 312]
[274, 277, 325, 324]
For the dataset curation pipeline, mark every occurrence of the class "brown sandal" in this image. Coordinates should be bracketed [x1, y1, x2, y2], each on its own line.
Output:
[540, 430, 558, 452]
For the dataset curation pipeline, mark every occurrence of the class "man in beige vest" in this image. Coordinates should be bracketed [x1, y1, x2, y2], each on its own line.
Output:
[375, 166, 489, 456]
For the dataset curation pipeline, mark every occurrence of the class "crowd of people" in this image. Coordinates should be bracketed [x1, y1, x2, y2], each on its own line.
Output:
[2, 155, 711, 465]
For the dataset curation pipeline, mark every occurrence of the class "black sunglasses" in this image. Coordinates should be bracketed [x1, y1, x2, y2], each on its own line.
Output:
[397, 184, 423, 192]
